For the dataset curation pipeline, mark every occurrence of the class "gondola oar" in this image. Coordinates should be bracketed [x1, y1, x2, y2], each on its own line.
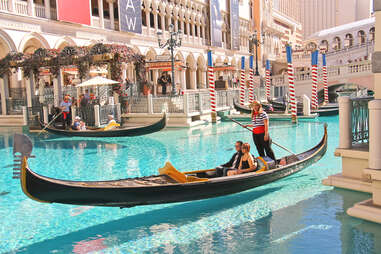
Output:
[229, 117, 296, 155]
[38, 111, 63, 136]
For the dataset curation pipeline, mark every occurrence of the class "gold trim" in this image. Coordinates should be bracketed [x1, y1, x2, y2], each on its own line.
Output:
[20, 157, 50, 203]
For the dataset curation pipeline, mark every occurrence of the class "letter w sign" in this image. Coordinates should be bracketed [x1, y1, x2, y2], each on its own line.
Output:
[119, 0, 142, 34]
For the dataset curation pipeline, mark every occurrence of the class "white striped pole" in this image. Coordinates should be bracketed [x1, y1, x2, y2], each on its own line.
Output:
[311, 50, 319, 109]
[322, 53, 329, 104]
[239, 56, 246, 106]
[286, 44, 297, 123]
[248, 55, 255, 103]
[265, 60, 271, 100]
[207, 51, 216, 113]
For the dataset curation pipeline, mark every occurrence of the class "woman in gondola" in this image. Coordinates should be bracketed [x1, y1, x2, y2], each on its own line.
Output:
[227, 143, 257, 176]
[244, 101, 276, 161]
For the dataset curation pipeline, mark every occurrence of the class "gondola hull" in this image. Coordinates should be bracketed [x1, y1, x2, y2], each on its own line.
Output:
[14, 125, 327, 208]
[311, 107, 339, 116]
[41, 113, 166, 137]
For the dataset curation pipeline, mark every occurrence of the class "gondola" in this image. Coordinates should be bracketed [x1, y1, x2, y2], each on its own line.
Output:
[40, 113, 167, 137]
[12, 124, 327, 208]
[233, 100, 278, 114]
[311, 107, 339, 116]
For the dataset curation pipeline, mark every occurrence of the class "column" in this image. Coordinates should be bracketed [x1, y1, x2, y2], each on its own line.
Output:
[191, 22, 195, 42]
[186, 21, 190, 40]
[152, 70, 158, 96]
[146, 10, 151, 35]
[338, 96, 352, 149]
[160, 14, 165, 31]
[44, 0, 51, 19]
[189, 68, 196, 90]
[174, 17, 178, 32]
[25, 73, 34, 108]
[8, 0, 14, 12]
[0, 75, 9, 115]
[153, 11, 158, 33]
[53, 69, 63, 107]
[201, 24, 205, 43]
[201, 68, 207, 89]
[197, 24, 201, 44]
[27, 0, 35, 16]
[180, 69, 186, 92]
[108, 0, 115, 30]
[98, 0, 104, 29]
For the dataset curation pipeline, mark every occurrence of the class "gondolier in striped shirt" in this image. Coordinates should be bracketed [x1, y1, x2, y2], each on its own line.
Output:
[244, 101, 276, 161]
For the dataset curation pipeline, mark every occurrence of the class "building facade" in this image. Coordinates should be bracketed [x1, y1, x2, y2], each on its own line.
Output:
[300, 0, 372, 39]
[0, 0, 254, 103]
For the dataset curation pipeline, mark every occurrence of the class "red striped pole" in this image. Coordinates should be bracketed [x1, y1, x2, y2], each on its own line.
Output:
[311, 50, 319, 109]
[248, 55, 254, 103]
[286, 44, 297, 123]
[239, 56, 246, 106]
[322, 53, 329, 104]
[207, 51, 216, 113]
[248, 68, 254, 103]
[311, 65, 318, 109]
[265, 60, 271, 100]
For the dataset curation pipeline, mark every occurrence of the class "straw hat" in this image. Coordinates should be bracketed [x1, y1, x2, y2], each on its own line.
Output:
[249, 100, 261, 109]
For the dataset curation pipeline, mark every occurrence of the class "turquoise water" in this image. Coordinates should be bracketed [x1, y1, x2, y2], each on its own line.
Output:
[0, 116, 379, 253]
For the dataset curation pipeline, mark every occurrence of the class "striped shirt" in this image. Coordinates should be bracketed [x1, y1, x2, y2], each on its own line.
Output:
[252, 111, 268, 134]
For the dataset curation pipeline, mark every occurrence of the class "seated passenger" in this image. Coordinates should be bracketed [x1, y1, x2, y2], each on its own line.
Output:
[104, 115, 120, 131]
[227, 143, 257, 176]
[215, 141, 243, 177]
[79, 121, 87, 131]
[72, 116, 81, 130]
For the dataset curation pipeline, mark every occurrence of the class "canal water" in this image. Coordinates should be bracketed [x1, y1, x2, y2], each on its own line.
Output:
[0, 116, 378, 254]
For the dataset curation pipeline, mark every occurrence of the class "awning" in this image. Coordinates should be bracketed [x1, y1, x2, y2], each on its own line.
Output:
[76, 76, 119, 87]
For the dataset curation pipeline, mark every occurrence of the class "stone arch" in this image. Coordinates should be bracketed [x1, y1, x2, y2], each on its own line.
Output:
[333, 36, 341, 51]
[19, 32, 50, 53]
[54, 37, 76, 50]
[196, 54, 206, 89]
[370, 27, 375, 42]
[345, 33, 354, 48]
[358, 30, 366, 44]
[0, 29, 16, 58]
[145, 47, 157, 61]
[320, 40, 329, 52]
[185, 53, 196, 90]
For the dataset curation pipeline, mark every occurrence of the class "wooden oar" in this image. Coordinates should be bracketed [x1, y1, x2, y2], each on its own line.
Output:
[38, 111, 62, 136]
[229, 117, 296, 155]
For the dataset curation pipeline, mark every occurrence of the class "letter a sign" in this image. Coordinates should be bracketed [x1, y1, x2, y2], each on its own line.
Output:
[118, 0, 142, 34]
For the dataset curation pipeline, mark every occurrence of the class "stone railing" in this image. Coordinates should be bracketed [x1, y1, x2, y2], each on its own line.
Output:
[14, 0, 28, 15]
[339, 96, 373, 149]
[0, 0, 8, 11]
[34, 4, 46, 18]
[271, 61, 372, 87]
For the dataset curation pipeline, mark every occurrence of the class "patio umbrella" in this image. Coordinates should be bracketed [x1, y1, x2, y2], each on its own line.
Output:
[76, 76, 120, 88]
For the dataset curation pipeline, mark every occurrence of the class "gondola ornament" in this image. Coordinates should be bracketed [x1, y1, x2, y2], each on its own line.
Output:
[12, 134, 34, 179]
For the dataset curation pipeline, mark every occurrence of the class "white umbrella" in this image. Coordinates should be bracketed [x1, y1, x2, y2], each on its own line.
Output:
[76, 76, 120, 88]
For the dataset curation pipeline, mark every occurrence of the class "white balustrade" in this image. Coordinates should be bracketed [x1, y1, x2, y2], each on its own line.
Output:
[0, 0, 8, 11]
[34, 4, 45, 18]
[14, 0, 28, 15]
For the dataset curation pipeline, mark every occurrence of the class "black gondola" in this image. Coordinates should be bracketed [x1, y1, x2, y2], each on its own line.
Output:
[12, 125, 327, 208]
[233, 100, 278, 114]
[41, 113, 167, 137]
[311, 107, 339, 116]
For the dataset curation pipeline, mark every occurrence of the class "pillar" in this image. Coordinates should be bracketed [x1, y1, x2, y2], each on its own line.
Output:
[160, 14, 165, 31]
[180, 69, 186, 92]
[186, 21, 190, 40]
[38, 79, 44, 103]
[98, 0, 104, 28]
[197, 24, 201, 43]
[152, 69, 158, 96]
[338, 96, 352, 149]
[201, 68, 207, 89]
[189, 68, 196, 90]
[146, 10, 151, 34]
[94, 105, 100, 127]
[53, 69, 63, 107]
[174, 17, 178, 32]
[153, 11, 158, 33]
[27, 0, 35, 16]
[201, 24, 205, 43]
[191, 22, 195, 41]
[44, 0, 51, 19]
[108, 0, 115, 30]
[8, 0, 14, 12]
[43, 105, 48, 124]
[0, 75, 9, 115]
[25, 73, 34, 108]
[147, 94, 153, 114]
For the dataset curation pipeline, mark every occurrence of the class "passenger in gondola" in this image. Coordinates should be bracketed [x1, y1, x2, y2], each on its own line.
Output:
[227, 143, 257, 176]
[72, 116, 81, 130]
[104, 115, 120, 130]
[214, 141, 243, 177]
[79, 120, 87, 131]
[244, 101, 276, 161]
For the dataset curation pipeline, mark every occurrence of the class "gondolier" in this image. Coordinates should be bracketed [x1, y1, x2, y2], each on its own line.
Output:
[60, 95, 72, 129]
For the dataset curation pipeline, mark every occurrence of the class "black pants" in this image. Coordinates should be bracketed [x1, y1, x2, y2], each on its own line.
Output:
[162, 84, 166, 95]
[252, 133, 276, 161]
[215, 166, 235, 177]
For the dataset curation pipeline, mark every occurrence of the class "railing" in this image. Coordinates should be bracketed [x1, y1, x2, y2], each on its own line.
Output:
[187, 94, 200, 113]
[327, 41, 374, 57]
[99, 104, 120, 124]
[77, 105, 95, 126]
[0, 0, 8, 11]
[128, 96, 148, 113]
[34, 4, 45, 18]
[6, 98, 26, 115]
[14, 0, 28, 15]
[351, 97, 372, 144]
[152, 96, 184, 113]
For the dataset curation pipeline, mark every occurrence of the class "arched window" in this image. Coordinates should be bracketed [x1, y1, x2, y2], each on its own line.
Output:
[333, 37, 341, 51]
[358, 30, 366, 44]
[320, 40, 329, 52]
[370, 27, 375, 42]
[345, 34, 354, 48]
